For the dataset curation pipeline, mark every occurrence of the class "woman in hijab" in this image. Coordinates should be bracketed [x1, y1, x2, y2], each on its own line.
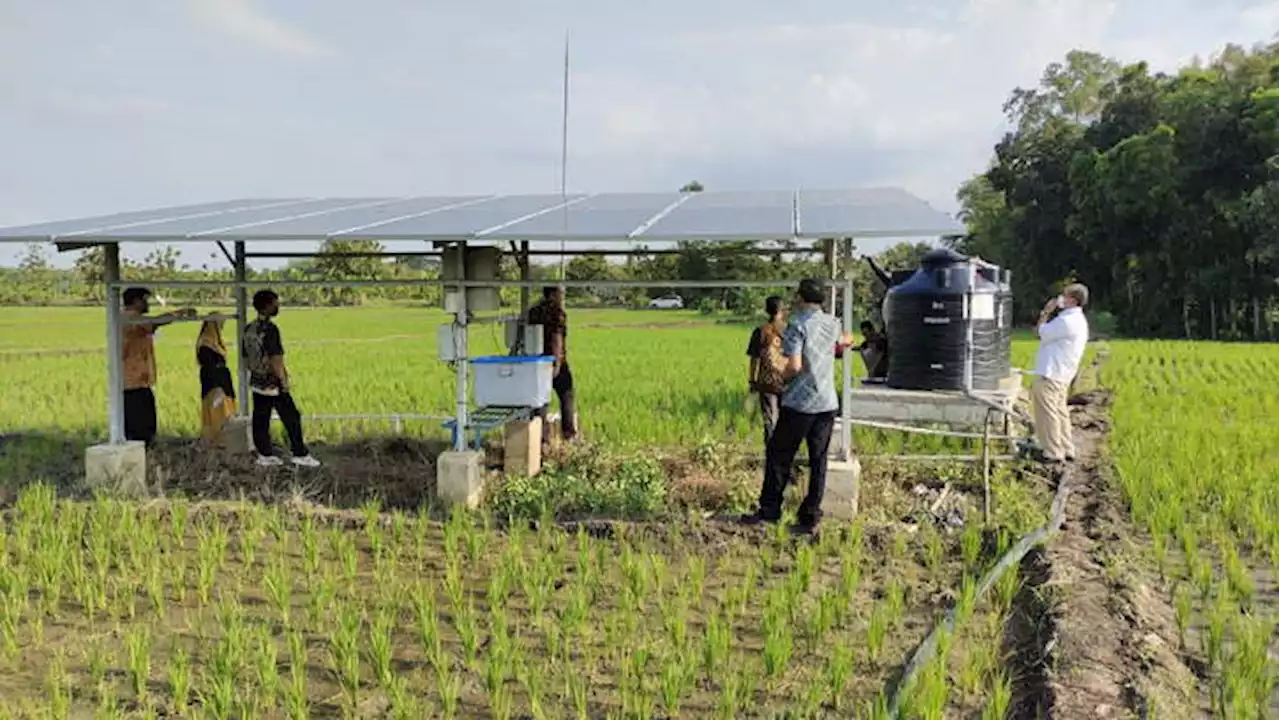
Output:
[196, 319, 237, 446]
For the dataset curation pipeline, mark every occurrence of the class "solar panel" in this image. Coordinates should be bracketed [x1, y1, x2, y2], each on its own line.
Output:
[0, 189, 962, 244]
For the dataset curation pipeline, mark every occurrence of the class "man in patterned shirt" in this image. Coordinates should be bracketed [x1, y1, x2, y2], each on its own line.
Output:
[744, 278, 849, 533]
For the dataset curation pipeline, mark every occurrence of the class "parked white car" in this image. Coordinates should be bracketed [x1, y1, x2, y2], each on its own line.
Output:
[648, 294, 684, 310]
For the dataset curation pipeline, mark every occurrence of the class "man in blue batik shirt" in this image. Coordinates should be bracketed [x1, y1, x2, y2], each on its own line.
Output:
[743, 278, 852, 533]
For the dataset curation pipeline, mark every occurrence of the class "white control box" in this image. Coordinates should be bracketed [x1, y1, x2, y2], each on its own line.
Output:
[473, 355, 555, 408]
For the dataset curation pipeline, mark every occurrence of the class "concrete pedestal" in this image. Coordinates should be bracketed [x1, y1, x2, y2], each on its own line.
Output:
[504, 418, 542, 477]
[85, 441, 147, 498]
[221, 416, 253, 454]
[821, 458, 861, 521]
[436, 451, 484, 509]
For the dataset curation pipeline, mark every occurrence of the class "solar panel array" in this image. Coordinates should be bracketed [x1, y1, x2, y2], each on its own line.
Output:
[0, 189, 964, 244]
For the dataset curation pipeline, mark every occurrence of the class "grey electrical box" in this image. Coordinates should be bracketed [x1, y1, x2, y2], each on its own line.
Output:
[505, 321, 544, 355]
[441, 244, 501, 313]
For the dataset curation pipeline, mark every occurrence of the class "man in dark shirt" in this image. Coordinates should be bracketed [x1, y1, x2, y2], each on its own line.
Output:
[527, 286, 578, 443]
[855, 321, 889, 379]
[242, 289, 318, 467]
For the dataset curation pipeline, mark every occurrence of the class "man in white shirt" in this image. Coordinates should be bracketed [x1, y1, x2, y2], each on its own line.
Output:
[1031, 283, 1090, 463]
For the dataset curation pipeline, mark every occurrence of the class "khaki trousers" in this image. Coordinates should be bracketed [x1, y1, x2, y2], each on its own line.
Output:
[1031, 376, 1073, 460]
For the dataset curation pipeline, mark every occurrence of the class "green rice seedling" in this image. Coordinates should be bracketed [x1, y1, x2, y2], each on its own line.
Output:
[566, 667, 589, 720]
[168, 502, 189, 549]
[413, 582, 442, 661]
[168, 646, 191, 716]
[649, 552, 670, 596]
[1222, 544, 1254, 607]
[825, 639, 855, 711]
[702, 611, 732, 681]
[866, 606, 888, 664]
[455, 599, 482, 669]
[923, 525, 944, 579]
[993, 568, 1020, 613]
[981, 670, 1012, 720]
[239, 509, 264, 573]
[444, 557, 466, 612]
[1173, 584, 1192, 647]
[252, 626, 280, 714]
[465, 515, 487, 564]
[960, 522, 982, 571]
[884, 577, 905, 622]
[125, 624, 152, 704]
[955, 574, 979, 625]
[330, 603, 363, 714]
[144, 559, 166, 622]
[86, 639, 110, 688]
[687, 554, 707, 605]
[484, 646, 514, 720]
[368, 605, 396, 689]
[436, 654, 462, 719]
[309, 570, 337, 628]
[621, 642, 655, 720]
[338, 534, 359, 589]
[715, 667, 745, 720]
[299, 515, 320, 579]
[658, 651, 692, 718]
[795, 542, 817, 591]
[517, 658, 550, 720]
[202, 634, 239, 720]
[46, 651, 70, 720]
[1203, 587, 1229, 670]
[284, 630, 309, 720]
[762, 611, 794, 684]
[263, 554, 292, 628]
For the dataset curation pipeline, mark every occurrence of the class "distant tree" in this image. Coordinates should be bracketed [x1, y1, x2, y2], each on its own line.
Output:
[314, 239, 388, 305]
[19, 243, 49, 274]
[680, 181, 705, 193]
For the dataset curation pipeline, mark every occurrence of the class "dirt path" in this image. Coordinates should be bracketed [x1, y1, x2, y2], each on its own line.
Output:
[1037, 390, 1202, 719]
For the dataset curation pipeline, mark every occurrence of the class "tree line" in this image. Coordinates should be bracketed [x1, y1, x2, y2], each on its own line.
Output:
[956, 42, 1278, 340]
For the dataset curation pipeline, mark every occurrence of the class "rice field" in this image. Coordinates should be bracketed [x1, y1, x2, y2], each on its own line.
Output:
[0, 305, 1275, 718]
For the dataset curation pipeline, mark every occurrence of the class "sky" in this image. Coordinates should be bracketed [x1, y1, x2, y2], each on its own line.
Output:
[0, 0, 1274, 269]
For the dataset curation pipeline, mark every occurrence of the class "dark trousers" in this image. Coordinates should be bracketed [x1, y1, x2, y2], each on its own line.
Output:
[758, 392, 781, 446]
[251, 392, 309, 457]
[758, 407, 837, 525]
[537, 363, 577, 441]
[123, 388, 157, 447]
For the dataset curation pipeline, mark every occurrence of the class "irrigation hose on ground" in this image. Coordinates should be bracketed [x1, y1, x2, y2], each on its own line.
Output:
[884, 462, 1073, 718]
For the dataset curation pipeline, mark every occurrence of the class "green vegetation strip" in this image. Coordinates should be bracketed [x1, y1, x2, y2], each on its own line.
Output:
[886, 464, 1071, 718]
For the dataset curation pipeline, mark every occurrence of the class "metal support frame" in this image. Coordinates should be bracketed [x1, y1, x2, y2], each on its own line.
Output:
[451, 241, 469, 452]
[840, 265, 854, 462]
[242, 246, 827, 260]
[233, 241, 249, 416]
[519, 240, 530, 321]
[104, 243, 124, 444]
[106, 278, 846, 290]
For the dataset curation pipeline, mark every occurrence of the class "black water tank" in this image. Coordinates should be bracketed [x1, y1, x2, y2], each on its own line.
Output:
[885, 248, 1010, 391]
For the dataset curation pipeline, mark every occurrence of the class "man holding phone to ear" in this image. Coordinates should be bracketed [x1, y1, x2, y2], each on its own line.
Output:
[1031, 283, 1090, 464]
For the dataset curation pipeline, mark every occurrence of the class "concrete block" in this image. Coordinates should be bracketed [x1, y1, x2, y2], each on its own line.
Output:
[822, 458, 861, 521]
[221, 416, 252, 455]
[845, 387, 1015, 427]
[85, 442, 148, 498]
[436, 451, 485, 509]
[504, 418, 542, 477]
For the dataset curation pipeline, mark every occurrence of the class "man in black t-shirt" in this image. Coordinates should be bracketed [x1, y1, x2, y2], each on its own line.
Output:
[243, 289, 318, 467]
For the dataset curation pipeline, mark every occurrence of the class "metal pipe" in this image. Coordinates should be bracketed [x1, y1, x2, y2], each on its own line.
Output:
[452, 242, 469, 452]
[106, 278, 837, 290]
[104, 243, 124, 444]
[243, 247, 824, 259]
[234, 241, 249, 417]
[840, 273, 854, 462]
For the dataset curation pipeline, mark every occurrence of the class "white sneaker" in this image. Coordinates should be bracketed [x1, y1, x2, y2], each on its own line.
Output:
[291, 455, 321, 468]
[256, 455, 284, 467]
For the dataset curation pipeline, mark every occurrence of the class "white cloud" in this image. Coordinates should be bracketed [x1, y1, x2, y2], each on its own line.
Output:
[186, 0, 329, 57]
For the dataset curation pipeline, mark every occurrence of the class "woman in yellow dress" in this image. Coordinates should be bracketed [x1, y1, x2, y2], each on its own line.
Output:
[196, 319, 237, 446]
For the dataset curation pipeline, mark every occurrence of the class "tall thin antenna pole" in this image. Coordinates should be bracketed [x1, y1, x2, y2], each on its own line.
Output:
[558, 30, 570, 285]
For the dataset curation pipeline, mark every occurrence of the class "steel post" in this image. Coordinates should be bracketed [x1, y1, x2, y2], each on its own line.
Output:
[234, 241, 249, 416]
[104, 243, 124, 444]
[453, 242, 469, 451]
[841, 272, 854, 461]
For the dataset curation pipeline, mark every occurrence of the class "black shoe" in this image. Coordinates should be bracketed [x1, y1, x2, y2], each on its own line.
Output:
[739, 511, 781, 526]
[789, 521, 818, 536]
